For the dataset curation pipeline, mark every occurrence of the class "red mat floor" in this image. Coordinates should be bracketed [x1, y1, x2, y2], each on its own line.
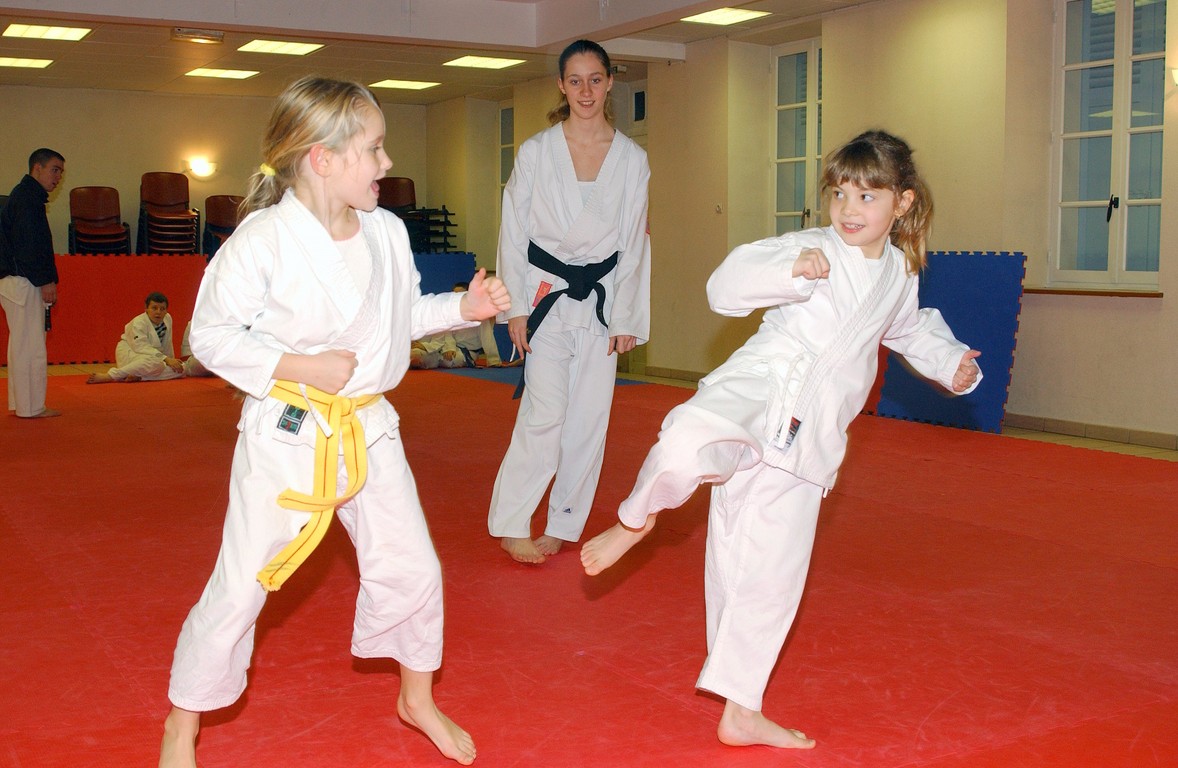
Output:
[1, 373, 1175, 767]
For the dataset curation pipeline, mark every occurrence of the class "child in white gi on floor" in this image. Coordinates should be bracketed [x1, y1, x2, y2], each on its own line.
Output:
[158, 76, 509, 768]
[488, 39, 651, 564]
[581, 130, 981, 750]
[86, 292, 184, 384]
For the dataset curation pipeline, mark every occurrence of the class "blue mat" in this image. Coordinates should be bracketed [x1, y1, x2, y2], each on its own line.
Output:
[875, 251, 1025, 433]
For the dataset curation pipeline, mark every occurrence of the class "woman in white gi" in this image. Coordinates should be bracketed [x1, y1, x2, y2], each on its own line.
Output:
[489, 39, 651, 564]
[582, 131, 982, 750]
[159, 76, 509, 768]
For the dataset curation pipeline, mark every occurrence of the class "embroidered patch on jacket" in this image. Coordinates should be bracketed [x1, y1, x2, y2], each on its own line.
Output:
[277, 404, 308, 435]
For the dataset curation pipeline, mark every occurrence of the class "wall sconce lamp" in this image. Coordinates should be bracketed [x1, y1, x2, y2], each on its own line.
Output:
[1173, 68, 1178, 86]
[186, 157, 218, 179]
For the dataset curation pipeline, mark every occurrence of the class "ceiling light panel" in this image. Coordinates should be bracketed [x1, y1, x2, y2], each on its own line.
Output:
[3, 23, 91, 41]
[0, 56, 53, 68]
[370, 79, 439, 90]
[185, 67, 258, 79]
[681, 8, 771, 25]
[444, 55, 525, 70]
[238, 39, 323, 55]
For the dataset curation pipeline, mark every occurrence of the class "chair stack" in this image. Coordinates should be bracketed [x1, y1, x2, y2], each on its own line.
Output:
[377, 176, 415, 213]
[137, 172, 200, 253]
[68, 186, 132, 254]
[202, 194, 244, 261]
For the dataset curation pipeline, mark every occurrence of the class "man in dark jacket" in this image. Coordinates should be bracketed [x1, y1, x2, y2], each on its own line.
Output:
[1, 148, 65, 418]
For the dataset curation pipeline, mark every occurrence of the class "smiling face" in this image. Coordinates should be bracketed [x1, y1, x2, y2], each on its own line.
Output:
[827, 182, 914, 259]
[558, 52, 612, 122]
[330, 106, 393, 212]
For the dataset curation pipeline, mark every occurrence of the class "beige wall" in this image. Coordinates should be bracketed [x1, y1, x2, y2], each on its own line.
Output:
[424, 96, 500, 266]
[0, 84, 427, 253]
[3, 0, 1176, 437]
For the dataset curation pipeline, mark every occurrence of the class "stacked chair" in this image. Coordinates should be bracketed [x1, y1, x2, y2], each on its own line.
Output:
[68, 186, 132, 254]
[377, 176, 416, 214]
[202, 194, 244, 261]
[377, 176, 431, 252]
[137, 172, 200, 253]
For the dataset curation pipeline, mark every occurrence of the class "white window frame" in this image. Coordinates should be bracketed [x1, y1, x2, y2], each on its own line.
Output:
[1048, 0, 1167, 290]
[771, 39, 822, 236]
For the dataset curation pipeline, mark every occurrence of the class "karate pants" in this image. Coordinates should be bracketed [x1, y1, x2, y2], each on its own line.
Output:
[168, 426, 444, 712]
[618, 383, 822, 712]
[488, 323, 616, 543]
[107, 340, 183, 381]
[0, 276, 48, 417]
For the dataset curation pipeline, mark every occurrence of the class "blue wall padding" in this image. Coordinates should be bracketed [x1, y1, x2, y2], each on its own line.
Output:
[412, 251, 515, 362]
[414, 251, 476, 295]
[875, 251, 1025, 433]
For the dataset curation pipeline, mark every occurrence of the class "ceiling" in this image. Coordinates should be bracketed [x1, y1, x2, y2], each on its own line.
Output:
[0, 0, 863, 104]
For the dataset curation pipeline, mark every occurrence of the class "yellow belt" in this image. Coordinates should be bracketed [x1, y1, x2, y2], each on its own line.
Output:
[258, 380, 383, 592]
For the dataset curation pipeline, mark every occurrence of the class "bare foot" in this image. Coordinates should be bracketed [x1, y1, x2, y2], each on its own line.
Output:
[500, 537, 546, 564]
[86, 373, 115, 384]
[398, 693, 476, 765]
[717, 700, 815, 749]
[534, 535, 563, 556]
[580, 515, 656, 576]
[17, 407, 62, 418]
[159, 707, 199, 768]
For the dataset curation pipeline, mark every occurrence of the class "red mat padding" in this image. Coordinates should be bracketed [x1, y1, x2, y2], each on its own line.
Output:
[1, 373, 1176, 767]
[0, 253, 206, 365]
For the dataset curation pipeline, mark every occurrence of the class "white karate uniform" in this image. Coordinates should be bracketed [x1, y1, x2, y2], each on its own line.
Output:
[168, 190, 471, 712]
[488, 123, 651, 543]
[103, 311, 182, 381]
[618, 226, 981, 711]
[411, 320, 500, 369]
[0, 276, 48, 416]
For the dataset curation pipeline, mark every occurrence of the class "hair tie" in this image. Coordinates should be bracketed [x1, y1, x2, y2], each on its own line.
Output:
[259, 163, 276, 177]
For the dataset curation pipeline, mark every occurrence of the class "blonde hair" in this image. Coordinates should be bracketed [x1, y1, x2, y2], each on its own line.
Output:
[240, 75, 382, 217]
[546, 39, 615, 126]
[821, 130, 933, 274]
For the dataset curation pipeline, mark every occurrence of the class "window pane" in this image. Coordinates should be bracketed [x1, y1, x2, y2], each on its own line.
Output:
[776, 161, 805, 212]
[499, 107, 513, 145]
[816, 103, 823, 154]
[1059, 207, 1109, 271]
[1063, 66, 1114, 132]
[776, 215, 802, 236]
[817, 48, 823, 101]
[1130, 59, 1165, 128]
[500, 147, 514, 184]
[777, 107, 806, 159]
[777, 52, 806, 105]
[1128, 131, 1163, 198]
[1132, 0, 1167, 55]
[1125, 205, 1160, 272]
[1065, 0, 1115, 64]
[1061, 136, 1111, 202]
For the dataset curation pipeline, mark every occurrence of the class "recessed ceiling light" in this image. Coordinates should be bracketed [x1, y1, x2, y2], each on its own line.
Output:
[444, 55, 525, 70]
[3, 23, 90, 41]
[238, 39, 323, 56]
[0, 56, 53, 68]
[185, 67, 258, 80]
[369, 79, 440, 90]
[172, 27, 225, 44]
[681, 8, 771, 25]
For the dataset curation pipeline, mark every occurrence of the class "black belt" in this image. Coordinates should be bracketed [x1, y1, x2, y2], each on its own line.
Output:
[513, 241, 618, 399]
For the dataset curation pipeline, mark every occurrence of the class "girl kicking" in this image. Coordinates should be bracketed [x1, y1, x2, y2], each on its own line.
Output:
[582, 130, 981, 750]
